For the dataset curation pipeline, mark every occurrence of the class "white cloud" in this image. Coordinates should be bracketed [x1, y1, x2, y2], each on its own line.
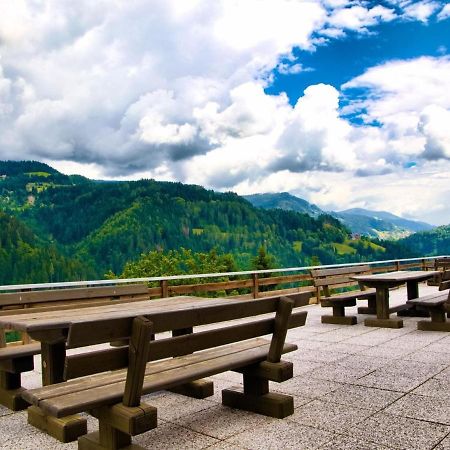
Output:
[437, 4, 450, 20]
[402, 1, 441, 22]
[0, 1, 449, 224]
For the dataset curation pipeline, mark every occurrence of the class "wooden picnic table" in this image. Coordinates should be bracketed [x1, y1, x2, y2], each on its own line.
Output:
[0, 295, 249, 442]
[351, 270, 439, 328]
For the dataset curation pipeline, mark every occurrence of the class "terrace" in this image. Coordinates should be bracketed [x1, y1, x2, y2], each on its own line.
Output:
[1, 258, 450, 449]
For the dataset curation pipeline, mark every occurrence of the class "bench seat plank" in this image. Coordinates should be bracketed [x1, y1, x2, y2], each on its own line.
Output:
[407, 293, 448, 307]
[322, 288, 375, 302]
[0, 343, 41, 361]
[25, 339, 297, 418]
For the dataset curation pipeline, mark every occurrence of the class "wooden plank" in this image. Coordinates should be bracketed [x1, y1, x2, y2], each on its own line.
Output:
[311, 265, 370, 278]
[42, 340, 270, 399]
[0, 285, 149, 307]
[168, 279, 253, 294]
[267, 297, 293, 363]
[123, 317, 153, 407]
[64, 311, 307, 378]
[313, 276, 364, 288]
[0, 343, 40, 361]
[65, 295, 309, 348]
[257, 274, 311, 286]
[34, 341, 298, 418]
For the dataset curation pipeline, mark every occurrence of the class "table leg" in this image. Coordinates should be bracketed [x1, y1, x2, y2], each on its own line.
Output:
[28, 342, 87, 443]
[168, 327, 214, 399]
[398, 281, 429, 317]
[364, 288, 403, 328]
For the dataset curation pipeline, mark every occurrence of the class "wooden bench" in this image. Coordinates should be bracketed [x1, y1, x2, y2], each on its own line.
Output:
[0, 284, 149, 411]
[427, 258, 450, 286]
[407, 270, 450, 331]
[22, 295, 308, 449]
[310, 265, 376, 325]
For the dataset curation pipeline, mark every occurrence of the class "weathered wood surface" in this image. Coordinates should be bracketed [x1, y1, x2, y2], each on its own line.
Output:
[24, 340, 297, 418]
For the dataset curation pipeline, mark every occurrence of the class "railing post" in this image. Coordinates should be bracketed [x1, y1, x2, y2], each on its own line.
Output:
[396, 260, 400, 271]
[160, 280, 169, 298]
[252, 274, 259, 299]
[421, 259, 426, 270]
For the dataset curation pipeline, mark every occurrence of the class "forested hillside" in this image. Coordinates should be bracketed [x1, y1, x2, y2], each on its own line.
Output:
[0, 212, 92, 284]
[0, 160, 420, 284]
[398, 225, 450, 256]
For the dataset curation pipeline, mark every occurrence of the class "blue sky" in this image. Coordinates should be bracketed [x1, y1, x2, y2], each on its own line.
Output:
[0, 1, 450, 225]
[268, 17, 450, 109]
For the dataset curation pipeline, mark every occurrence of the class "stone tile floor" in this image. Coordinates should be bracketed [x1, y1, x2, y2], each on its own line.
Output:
[1, 283, 450, 449]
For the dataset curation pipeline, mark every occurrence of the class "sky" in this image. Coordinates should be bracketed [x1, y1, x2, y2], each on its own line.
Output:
[0, 1, 450, 225]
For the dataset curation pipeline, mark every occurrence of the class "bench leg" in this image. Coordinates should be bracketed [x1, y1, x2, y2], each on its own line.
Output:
[222, 373, 293, 419]
[321, 304, 357, 325]
[0, 371, 29, 411]
[357, 296, 377, 315]
[79, 402, 157, 450]
[417, 307, 450, 332]
[28, 405, 87, 443]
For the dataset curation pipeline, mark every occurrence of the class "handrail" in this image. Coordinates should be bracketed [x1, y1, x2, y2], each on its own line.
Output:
[0, 255, 447, 293]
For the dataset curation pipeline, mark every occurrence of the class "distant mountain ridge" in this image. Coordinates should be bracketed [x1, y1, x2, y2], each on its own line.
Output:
[244, 192, 434, 239]
[243, 192, 323, 217]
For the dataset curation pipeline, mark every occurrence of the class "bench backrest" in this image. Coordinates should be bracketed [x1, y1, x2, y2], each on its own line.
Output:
[310, 265, 371, 300]
[439, 270, 450, 293]
[0, 284, 149, 310]
[63, 293, 309, 380]
[435, 258, 450, 271]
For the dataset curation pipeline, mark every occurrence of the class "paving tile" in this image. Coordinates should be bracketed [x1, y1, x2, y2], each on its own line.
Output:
[324, 342, 370, 355]
[287, 348, 348, 364]
[384, 393, 450, 425]
[134, 421, 219, 449]
[290, 399, 373, 433]
[434, 434, 450, 450]
[358, 344, 417, 359]
[280, 356, 325, 376]
[425, 341, 450, 354]
[380, 359, 446, 378]
[319, 434, 393, 449]
[143, 391, 216, 421]
[354, 370, 429, 393]
[308, 361, 375, 383]
[401, 348, 450, 365]
[272, 375, 344, 398]
[337, 354, 391, 371]
[177, 404, 275, 440]
[323, 384, 403, 412]
[349, 412, 450, 449]
[206, 441, 248, 450]
[226, 419, 333, 450]
[413, 377, 450, 399]
[0, 410, 78, 450]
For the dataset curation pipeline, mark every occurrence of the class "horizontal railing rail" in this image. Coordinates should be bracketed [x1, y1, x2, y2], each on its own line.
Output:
[1, 255, 447, 346]
[0, 255, 446, 295]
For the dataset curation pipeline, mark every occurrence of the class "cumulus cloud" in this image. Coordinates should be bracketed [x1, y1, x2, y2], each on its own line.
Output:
[437, 3, 450, 20]
[0, 1, 449, 223]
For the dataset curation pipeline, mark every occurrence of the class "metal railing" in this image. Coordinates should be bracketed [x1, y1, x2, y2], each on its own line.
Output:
[0, 255, 446, 300]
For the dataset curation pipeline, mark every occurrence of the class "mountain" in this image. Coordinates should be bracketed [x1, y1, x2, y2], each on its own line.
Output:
[243, 192, 324, 217]
[0, 211, 92, 284]
[1, 160, 412, 283]
[244, 192, 434, 240]
[335, 208, 434, 239]
[397, 225, 450, 256]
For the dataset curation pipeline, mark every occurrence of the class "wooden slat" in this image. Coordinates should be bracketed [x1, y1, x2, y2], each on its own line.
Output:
[64, 311, 307, 378]
[30, 341, 297, 418]
[267, 297, 293, 363]
[0, 342, 41, 361]
[123, 317, 153, 407]
[313, 276, 362, 288]
[0, 284, 149, 307]
[168, 279, 253, 294]
[407, 293, 448, 306]
[311, 265, 370, 278]
[64, 294, 310, 348]
[45, 340, 270, 400]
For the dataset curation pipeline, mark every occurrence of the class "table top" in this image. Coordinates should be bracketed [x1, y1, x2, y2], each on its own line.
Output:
[352, 270, 439, 285]
[0, 295, 241, 333]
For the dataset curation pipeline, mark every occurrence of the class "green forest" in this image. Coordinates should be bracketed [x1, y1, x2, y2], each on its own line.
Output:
[0, 160, 445, 285]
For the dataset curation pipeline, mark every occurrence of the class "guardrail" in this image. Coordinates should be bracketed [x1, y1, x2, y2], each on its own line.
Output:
[0, 255, 446, 300]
